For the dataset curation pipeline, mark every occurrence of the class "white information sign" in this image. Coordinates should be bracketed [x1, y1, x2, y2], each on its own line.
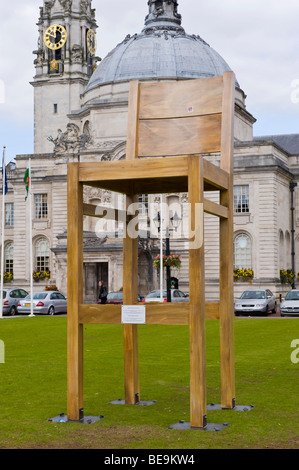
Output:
[121, 305, 146, 324]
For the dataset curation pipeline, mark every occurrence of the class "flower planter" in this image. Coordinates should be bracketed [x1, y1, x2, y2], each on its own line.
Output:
[32, 271, 51, 282]
[153, 254, 181, 270]
[280, 269, 294, 285]
[233, 269, 254, 283]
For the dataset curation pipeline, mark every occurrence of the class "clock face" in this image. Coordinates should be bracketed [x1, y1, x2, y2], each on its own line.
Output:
[87, 29, 97, 55]
[44, 24, 67, 50]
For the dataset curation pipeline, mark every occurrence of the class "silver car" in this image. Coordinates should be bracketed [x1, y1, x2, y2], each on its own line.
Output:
[234, 289, 277, 316]
[18, 291, 67, 315]
[1, 288, 29, 316]
[280, 290, 299, 317]
[144, 289, 189, 303]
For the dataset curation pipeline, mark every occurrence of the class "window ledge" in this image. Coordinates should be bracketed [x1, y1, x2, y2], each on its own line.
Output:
[234, 213, 252, 225]
[33, 219, 51, 229]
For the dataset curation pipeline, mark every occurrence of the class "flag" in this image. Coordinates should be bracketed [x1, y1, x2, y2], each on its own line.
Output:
[24, 168, 29, 200]
[1, 151, 7, 195]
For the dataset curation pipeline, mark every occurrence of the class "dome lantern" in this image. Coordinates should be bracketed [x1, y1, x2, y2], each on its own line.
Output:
[143, 0, 184, 33]
[85, 0, 239, 92]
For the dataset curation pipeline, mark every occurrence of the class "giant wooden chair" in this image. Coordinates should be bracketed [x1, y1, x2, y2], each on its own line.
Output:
[67, 72, 236, 429]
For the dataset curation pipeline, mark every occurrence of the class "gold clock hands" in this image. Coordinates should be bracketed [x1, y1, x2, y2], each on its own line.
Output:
[48, 26, 57, 38]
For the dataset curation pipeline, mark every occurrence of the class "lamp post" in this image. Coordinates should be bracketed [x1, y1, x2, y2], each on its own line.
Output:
[290, 181, 297, 289]
[153, 210, 181, 302]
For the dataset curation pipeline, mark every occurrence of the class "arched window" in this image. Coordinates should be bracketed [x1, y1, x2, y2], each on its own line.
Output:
[5, 242, 14, 274]
[35, 238, 50, 272]
[234, 233, 252, 269]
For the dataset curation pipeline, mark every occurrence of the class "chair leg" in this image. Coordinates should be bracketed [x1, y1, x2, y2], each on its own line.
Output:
[123, 194, 140, 404]
[219, 189, 235, 409]
[67, 163, 84, 421]
[188, 156, 207, 428]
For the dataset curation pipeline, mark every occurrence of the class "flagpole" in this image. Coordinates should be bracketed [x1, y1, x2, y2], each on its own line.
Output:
[160, 194, 163, 303]
[0, 146, 6, 318]
[28, 158, 34, 317]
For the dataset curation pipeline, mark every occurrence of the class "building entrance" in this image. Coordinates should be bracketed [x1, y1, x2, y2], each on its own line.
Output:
[83, 262, 108, 304]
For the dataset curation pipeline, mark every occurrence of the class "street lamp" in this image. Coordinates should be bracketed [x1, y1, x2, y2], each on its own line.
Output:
[290, 181, 297, 289]
[153, 210, 182, 302]
[170, 211, 181, 232]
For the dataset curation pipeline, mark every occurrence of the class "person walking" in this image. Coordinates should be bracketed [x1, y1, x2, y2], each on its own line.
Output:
[98, 280, 108, 304]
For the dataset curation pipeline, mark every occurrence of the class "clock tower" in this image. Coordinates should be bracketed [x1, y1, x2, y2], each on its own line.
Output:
[31, 0, 98, 154]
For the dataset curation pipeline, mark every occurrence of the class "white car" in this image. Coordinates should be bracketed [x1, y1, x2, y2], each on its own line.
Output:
[280, 290, 299, 317]
[18, 291, 67, 315]
[234, 289, 277, 316]
[143, 289, 189, 303]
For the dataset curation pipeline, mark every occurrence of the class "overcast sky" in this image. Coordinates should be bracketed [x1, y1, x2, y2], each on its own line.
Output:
[0, 0, 299, 163]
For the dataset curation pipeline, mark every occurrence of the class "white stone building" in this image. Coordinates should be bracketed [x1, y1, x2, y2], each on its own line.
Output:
[1, 0, 298, 304]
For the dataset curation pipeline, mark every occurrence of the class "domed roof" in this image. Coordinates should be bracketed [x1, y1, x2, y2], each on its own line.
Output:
[86, 1, 238, 92]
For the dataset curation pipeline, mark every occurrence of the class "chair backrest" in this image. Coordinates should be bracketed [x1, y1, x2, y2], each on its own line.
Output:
[126, 72, 235, 168]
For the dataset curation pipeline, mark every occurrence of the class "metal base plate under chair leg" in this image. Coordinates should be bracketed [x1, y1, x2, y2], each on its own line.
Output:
[48, 412, 104, 424]
[169, 420, 230, 432]
[207, 403, 254, 412]
[109, 398, 157, 406]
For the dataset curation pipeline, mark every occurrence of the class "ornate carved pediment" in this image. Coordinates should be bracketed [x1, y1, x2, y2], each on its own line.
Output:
[44, 0, 55, 15]
[51, 121, 93, 154]
[81, 120, 93, 150]
[71, 44, 83, 63]
[52, 123, 80, 153]
[83, 187, 112, 205]
[44, 0, 72, 15]
[138, 237, 154, 254]
[83, 235, 108, 249]
[33, 48, 44, 66]
[80, 0, 91, 16]
[60, 0, 72, 13]
[84, 186, 101, 203]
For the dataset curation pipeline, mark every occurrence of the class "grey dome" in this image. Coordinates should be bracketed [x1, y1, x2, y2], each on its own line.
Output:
[86, 1, 238, 92]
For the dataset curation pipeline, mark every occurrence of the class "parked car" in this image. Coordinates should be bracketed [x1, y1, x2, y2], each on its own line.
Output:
[1, 288, 29, 316]
[100, 291, 142, 305]
[18, 291, 67, 315]
[280, 290, 299, 317]
[143, 289, 189, 303]
[234, 289, 277, 316]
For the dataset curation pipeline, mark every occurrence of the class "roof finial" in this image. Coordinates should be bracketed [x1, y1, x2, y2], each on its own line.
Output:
[143, 0, 184, 33]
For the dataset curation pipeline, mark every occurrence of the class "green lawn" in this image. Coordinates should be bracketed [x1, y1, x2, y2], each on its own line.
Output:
[0, 316, 298, 449]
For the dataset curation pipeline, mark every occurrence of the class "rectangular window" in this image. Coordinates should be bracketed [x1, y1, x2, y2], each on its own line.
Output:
[36, 256, 50, 272]
[35, 194, 48, 219]
[54, 104, 58, 114]
[5, 258, 13, 274]
[5, 203, 14, 227]
[234, 185, 249, 213]
[138, 194, 148, 216]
